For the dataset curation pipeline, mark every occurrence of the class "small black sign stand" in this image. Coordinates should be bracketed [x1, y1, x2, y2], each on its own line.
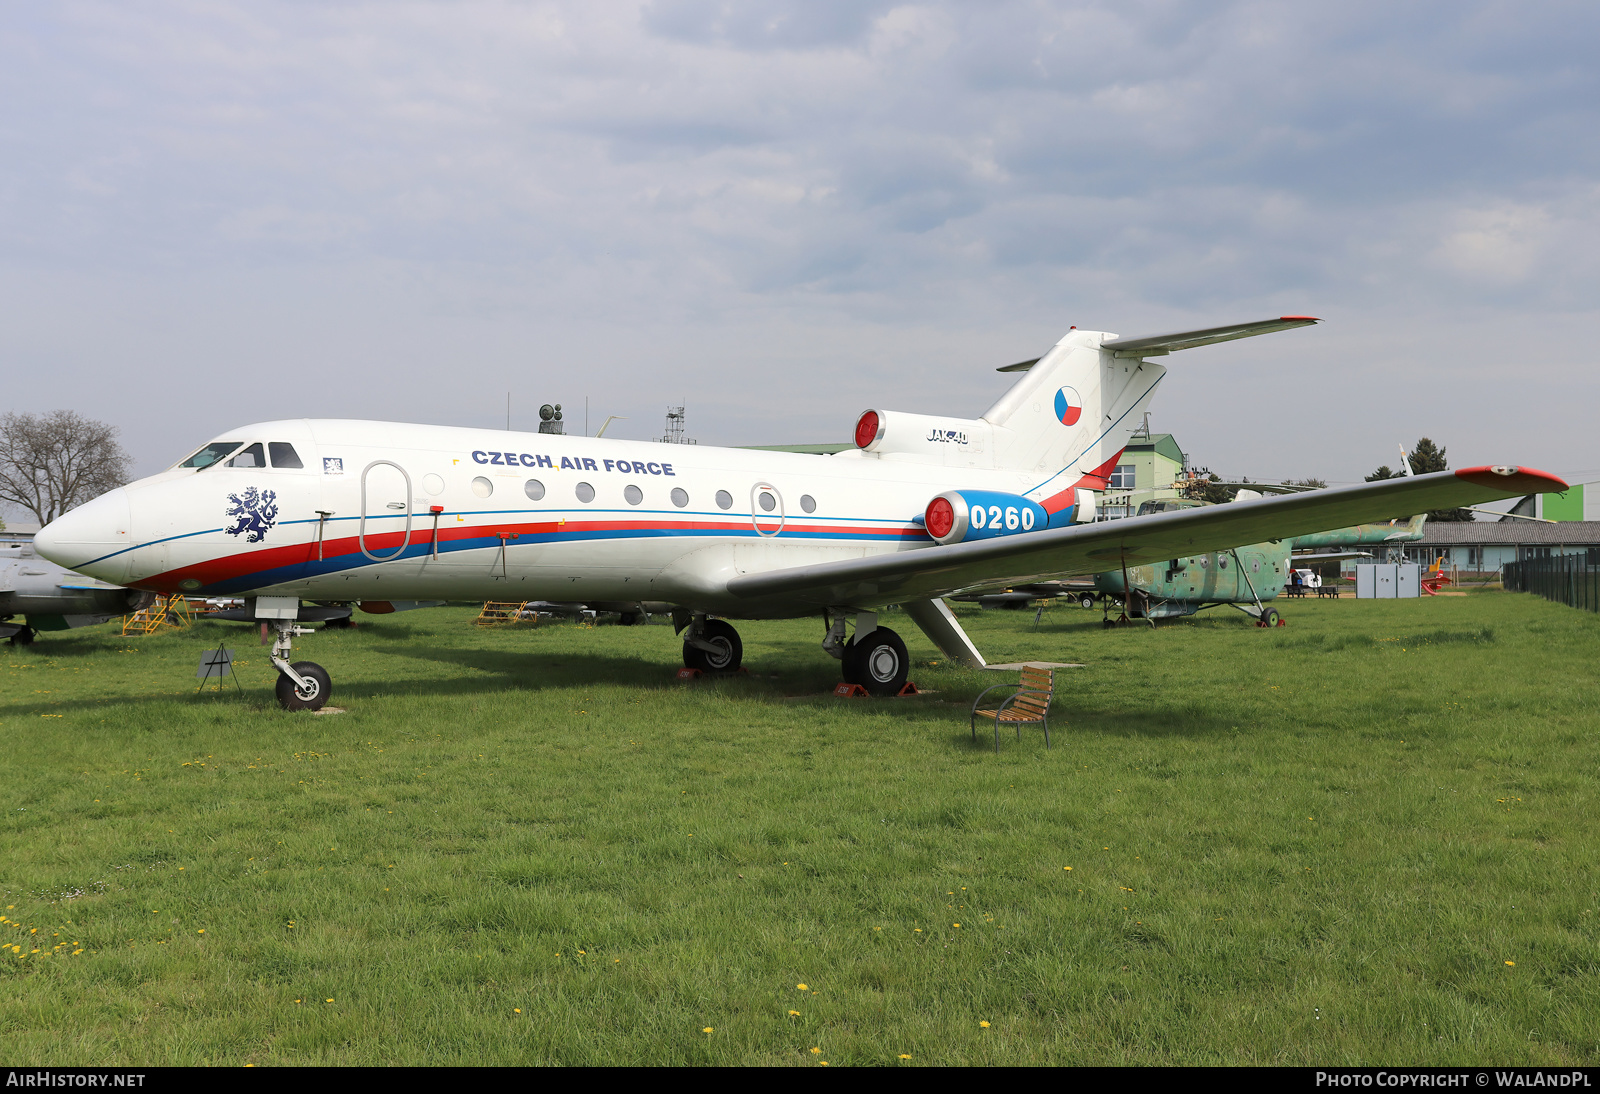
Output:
[195, 643, 239, 695]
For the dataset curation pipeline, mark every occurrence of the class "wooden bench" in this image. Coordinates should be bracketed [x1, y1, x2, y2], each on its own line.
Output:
[970, 666, 1054, 752]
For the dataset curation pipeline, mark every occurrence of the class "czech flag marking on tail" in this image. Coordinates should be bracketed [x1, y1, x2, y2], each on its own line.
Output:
[1054, 387, 1082, 426]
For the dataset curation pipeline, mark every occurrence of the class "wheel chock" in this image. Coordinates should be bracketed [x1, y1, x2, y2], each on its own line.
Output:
[677, 666, 752, 682]
[833, 681, 922, 698]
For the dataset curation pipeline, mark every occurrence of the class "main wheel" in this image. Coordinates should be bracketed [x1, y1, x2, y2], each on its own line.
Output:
[683, 619, 742, 673]
[8, 626, 35, 646]
[842, 626, 909, 697]
[275, 661, 332, 712]
[1259, 608, 1280, 628]
[1079, 593, 1096, 609]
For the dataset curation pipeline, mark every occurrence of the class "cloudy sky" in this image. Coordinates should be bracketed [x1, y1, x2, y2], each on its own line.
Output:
[3, 0, 1597, 505]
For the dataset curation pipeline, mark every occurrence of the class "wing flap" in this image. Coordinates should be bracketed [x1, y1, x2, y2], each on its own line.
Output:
[726, 466, 1563, 609]
[1102, 316, 1319, 357]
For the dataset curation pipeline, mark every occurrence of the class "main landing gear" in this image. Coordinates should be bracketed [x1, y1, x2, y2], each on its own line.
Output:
[680, 615, 744, 673]
[269, 618, 332, 712]
[823, 610, 909, 696]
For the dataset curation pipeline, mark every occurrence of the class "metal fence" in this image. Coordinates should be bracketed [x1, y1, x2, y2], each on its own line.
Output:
[1503, 557, 1600, 613]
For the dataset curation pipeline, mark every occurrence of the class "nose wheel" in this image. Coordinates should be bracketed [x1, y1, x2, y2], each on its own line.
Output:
[275, 661, 332, 711]
[268, 618, 332, 711]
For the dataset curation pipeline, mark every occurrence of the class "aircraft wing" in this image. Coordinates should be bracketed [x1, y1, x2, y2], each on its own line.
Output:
[726, 466, 1563, 610]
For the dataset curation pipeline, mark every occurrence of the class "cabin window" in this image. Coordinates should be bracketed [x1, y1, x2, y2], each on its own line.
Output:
[757, 491, 777, 512]
[715, 490, 733, 510]
[671, 487, 689, 508]
[575, 482, 595, 503]
[1219, 555, 1229, 569]
[1109, 465, 1136, 489]
[624, 485, 643, 505]
[178, 441, 242, 469]
[227, 443, 266, 468]
[423, 474, 445, 496]
[1251, 559, 1260, 572]
[800, 494, 816, 514]
[471, 476, 493, 498]
[524, 480, 545, 501]
[268, 442, 303, 469]
[1198, 555, 1209, 568]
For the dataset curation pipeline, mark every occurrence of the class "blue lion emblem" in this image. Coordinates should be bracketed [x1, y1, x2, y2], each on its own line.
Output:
[225, 487, 279, 543]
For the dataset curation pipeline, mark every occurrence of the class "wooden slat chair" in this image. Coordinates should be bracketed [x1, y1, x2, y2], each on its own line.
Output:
[970, 666, 1055, 752]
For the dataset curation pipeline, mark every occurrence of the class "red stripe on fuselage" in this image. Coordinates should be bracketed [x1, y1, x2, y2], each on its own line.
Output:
[132, 516, 922, 594]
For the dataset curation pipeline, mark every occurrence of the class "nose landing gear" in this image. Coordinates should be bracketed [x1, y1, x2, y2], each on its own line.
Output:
[269, 618, 332, 712]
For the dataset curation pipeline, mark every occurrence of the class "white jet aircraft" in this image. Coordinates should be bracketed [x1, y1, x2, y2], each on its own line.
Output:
[34, 318, 1566, 710]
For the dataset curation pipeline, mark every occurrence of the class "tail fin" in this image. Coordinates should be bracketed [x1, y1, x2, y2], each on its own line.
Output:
[983, 329, 1167, 487]
[846, 317, 1316, 516]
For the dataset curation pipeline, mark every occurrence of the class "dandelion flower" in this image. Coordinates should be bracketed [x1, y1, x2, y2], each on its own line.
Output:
[326, 999, 334, 1003]
[810, 1047, 821, 1054]
[703, 1027, 714, 1034]
[953, 923, 961, 928]
[789, 1011, 800, 1017]
[1506, 961, 1515, 966]
[899, 1054, 911, 1059]
[515, 1009, 522, 1014]
[796, 983, 807, 990]
[980, 1021, 991, 1028]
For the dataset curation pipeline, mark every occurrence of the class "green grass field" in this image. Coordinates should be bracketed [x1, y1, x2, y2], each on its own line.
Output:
[1, 591, 1597, 1066]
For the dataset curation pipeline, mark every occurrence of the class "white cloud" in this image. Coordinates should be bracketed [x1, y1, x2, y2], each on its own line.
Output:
[1, 0, 1598, 487]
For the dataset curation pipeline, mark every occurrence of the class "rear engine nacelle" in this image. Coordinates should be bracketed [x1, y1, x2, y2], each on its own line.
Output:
[924, 490, 1048, 545]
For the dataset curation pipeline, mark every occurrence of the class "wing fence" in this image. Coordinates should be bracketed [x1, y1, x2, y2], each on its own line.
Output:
[1503, 557, 1600, 613]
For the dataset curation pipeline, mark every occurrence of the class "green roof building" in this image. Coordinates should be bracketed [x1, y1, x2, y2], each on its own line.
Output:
[1101, 429, 1188, 518]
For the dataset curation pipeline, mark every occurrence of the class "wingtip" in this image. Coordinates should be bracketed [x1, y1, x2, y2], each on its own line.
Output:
[1279, 315, 1320, 323]
[1454, 466, 1569, 493]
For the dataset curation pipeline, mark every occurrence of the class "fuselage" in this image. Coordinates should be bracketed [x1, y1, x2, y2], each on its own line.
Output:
[35, 419, 1109, 619]
[1093, 515, 1425, 618]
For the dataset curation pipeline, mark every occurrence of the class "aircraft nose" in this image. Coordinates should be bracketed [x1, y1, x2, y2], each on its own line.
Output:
[34, 488, 133, 582]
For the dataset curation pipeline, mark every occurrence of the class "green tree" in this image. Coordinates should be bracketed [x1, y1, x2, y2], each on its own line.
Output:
[1365, 437, 1471, 521]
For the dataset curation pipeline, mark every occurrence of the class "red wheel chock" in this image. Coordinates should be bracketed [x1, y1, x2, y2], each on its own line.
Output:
[833, 681, 921, 698]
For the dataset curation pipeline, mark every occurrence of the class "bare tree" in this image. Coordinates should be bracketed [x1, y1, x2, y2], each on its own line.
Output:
[0, 411, 131, 525]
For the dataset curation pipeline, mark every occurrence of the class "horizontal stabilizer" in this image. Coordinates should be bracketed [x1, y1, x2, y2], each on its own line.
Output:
[1101, 316, 1319, 358]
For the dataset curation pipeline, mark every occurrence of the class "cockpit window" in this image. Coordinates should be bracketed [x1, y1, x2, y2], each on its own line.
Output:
[178, 441, 243, 469]
[227, 443, 266, 468]
[269, 442, 303, 469]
